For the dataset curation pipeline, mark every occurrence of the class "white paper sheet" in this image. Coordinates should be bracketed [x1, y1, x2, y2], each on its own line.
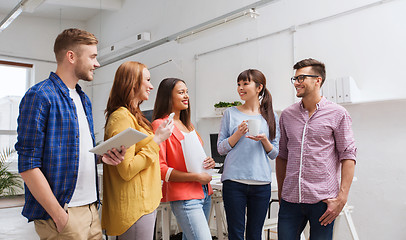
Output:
[181, 130, 213, 175]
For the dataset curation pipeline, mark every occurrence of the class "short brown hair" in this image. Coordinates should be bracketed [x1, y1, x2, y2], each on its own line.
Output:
[293, 58, 326, 86]
[53, 28, 98, 63]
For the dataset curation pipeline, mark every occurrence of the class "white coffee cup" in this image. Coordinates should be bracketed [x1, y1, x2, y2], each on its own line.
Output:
[247, 119, 261, 136]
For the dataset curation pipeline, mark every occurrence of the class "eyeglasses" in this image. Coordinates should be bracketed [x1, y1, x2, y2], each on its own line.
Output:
[290, 75, 319, 84]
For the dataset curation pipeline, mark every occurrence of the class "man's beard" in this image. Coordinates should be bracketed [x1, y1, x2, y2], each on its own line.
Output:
[75, 67, 93, 82]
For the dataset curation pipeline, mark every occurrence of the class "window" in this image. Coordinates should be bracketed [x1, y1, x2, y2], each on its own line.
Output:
[0, 60, 33, 171]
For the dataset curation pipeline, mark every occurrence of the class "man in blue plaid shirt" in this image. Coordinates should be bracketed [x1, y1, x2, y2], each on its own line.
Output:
[15, 28, 126, 239]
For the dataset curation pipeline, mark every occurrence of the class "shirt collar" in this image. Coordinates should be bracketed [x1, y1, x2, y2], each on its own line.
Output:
[299, 96, 327, 111]
[49, 72, 84, 96]
[316, 96, 328, 109]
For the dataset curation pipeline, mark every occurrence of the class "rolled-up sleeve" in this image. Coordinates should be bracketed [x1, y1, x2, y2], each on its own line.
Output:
[16, 89, 49, 173]
[335, 111, 357, 162]
[277, 111, 288, 160]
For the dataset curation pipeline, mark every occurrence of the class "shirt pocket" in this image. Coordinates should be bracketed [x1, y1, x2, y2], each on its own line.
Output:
[306, 124, 333, 147]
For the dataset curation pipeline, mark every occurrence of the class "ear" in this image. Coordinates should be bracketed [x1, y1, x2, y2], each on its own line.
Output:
[315, 77, 322, 87]
[257, 83, 263, 93]
[66, 50, 75, 64]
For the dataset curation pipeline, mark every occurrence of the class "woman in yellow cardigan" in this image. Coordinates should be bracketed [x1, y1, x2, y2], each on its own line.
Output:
[102, 61, 173, 239]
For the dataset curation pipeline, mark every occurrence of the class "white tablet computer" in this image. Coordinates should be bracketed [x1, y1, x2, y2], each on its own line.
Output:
[89, 128, 148, 155]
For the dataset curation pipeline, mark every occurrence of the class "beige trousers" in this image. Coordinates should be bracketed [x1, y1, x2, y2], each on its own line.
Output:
[34, 203, 102, 240]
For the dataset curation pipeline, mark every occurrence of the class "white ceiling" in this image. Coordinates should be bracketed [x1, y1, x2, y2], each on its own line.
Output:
[0, 0, 122, 22]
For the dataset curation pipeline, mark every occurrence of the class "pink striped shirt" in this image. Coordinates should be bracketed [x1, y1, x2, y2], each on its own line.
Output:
[278, 97, 356, 204]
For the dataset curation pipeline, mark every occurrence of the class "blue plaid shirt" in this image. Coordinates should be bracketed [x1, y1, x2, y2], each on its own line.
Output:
[15, 72, 98, 221]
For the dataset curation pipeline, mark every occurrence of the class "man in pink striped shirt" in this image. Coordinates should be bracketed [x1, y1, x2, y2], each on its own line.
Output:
[276, 58, 357, 240]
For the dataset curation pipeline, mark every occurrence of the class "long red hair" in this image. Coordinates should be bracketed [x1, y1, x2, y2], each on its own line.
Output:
[105, 61, 152, 132]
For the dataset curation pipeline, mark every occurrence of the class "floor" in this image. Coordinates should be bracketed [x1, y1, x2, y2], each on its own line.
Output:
[0, 206, 37, 240]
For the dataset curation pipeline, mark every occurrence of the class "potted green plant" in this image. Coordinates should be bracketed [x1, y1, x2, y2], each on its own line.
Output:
[0, 147, 23, 197]
[214, 101, 242, 115]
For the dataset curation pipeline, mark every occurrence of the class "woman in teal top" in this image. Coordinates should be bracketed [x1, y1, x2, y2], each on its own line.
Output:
[217, 69, 280, 240]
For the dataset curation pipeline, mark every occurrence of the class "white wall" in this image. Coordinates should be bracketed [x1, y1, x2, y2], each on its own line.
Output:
[87, 0, 260, 50]
[0, 15, 85, 84]
[82, 0, 406, 239]
[344, 99, 406, 239]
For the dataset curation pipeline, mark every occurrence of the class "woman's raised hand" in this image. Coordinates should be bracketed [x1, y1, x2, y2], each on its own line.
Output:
[236, 120, 248, 138]
[153, 119, 174, 145]
[227, 120, 249, 148]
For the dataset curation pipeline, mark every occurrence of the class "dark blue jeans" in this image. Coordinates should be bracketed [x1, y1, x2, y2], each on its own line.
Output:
[278, 199, 335, 240]
[222, 180, 272, 240]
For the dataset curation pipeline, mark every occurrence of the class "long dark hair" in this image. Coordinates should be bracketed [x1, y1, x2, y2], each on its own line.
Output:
[152, 78, 192, 130]
[105, 61, 152, 132]
[237, 69, 276, 140]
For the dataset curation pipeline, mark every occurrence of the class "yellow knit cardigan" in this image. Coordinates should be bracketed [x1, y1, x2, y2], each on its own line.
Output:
[101, 107, 161, 236]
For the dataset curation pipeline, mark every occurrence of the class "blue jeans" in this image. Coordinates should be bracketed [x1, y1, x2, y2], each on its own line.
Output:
[222, 180, 272, 240]
[170, 185, 212, 240]
[278, 199, 335, 240]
